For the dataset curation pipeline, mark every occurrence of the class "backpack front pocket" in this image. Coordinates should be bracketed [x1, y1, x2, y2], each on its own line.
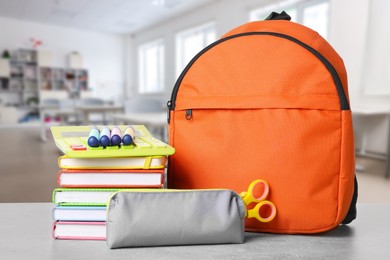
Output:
[169, 106, 342, 233]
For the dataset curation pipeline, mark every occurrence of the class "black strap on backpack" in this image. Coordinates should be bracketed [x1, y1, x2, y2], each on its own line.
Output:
[265, 11, 291, 21]
[342, 175, 358, 224]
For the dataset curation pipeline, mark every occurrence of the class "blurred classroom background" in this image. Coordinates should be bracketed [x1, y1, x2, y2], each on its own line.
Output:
[1, 0, 390, 202]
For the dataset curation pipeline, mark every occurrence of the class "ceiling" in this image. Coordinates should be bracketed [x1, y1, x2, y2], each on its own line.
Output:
[0, 0, 215, 35]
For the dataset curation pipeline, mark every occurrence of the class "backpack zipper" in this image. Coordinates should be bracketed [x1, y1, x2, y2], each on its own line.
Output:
[168, 31, 350, 123]
[185, 109, 193, 120]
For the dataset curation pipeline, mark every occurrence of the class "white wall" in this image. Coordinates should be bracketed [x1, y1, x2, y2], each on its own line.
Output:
[329, 0, 370, 109]
[0, 16, 126, 103]
[129, 0, 274, 101]
[129, 0, 389, 154]
[330, 0, 389, 154]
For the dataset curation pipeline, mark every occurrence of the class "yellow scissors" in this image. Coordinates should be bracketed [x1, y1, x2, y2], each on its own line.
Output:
[240, 179, 277, 223]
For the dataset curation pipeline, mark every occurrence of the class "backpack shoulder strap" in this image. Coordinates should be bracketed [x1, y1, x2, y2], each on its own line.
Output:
[342, 175, 358, 224]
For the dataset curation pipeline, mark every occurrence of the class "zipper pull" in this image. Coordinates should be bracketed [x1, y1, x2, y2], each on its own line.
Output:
[185, 109, 192, 120]
[167, 101, 172, 124]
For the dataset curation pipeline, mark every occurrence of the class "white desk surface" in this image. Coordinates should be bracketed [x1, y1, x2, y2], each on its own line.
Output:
[39, 105, 123, 112]
[75, 105, 123, 112]
[352, 107, 390, 164]
[352, 107, 390, 115]
[39, 104, 60, 109]
[112, 112, 167, 126]
[0, 203, 388, 259]
[76, 105, 123, 125]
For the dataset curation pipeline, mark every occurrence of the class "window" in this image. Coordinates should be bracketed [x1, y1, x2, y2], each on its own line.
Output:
[301, 1, 329, 39]
[138, 39, 164, 93]
[250, 0, 300, 22]
[175, 22, 216, 77]
[250, 0, 330, 39]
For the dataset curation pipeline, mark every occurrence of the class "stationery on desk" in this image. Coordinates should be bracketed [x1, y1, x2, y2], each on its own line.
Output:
[57, 155, 167, 169]
[52, 188, 126, 206]
[57, 169, 165, 188]
[52, 221, 106, 240]
[239, 179, 277, 223]
[52, 206, 107, 221]
[50, 125, 175, 240]
[51, 125, 175, 158]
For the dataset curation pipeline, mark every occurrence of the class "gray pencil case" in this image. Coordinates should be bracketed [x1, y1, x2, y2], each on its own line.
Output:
[106, 189, 246, 248]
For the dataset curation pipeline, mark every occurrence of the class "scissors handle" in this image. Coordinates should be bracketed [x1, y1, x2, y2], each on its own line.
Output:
[247, 200, 277, 223]
[240, 179, 269, 205]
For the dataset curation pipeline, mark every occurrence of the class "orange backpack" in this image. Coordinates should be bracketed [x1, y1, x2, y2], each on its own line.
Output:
[167, 12, 357, 234]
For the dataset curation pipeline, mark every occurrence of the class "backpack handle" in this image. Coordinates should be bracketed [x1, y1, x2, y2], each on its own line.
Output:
[265, 11, 291, 21]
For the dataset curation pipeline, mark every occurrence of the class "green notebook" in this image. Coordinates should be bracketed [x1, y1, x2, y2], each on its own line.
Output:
[52, 188, 127, 206]
[51, 125, 175, 158]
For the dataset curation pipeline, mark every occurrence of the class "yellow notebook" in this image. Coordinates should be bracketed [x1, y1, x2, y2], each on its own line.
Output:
[58, 155, 167, 170]
[51, 125, 175, 158]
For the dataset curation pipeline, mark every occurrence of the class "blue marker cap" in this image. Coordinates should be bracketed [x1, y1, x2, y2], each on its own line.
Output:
[110, 127, 122, 146]
[88, 136, 99, 147]
[122, 127, 135, 145]
[87, 128, 100, 147]
[111, 135, 121, 146]
[99, 127, 111, 147]
[99, 136, 110, 147]
[122, 134, 133, 145]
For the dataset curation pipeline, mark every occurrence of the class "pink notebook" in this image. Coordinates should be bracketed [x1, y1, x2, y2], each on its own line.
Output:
[52, 221, 106, 240]
[57, 169, 164, 188]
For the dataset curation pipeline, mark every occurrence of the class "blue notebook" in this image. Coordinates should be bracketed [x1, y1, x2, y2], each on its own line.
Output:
[52, 206, 107, 221]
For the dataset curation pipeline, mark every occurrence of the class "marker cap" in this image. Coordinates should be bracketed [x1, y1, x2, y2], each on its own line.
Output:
[111, 135, 121, 146]
[87, 136, 99, 147]
[122, 134, 133, 145]
[99, 135, 110, 147]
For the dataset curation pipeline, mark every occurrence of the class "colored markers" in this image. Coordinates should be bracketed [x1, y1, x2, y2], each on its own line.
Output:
[99, 127, 111, 147]
[86, 126, 135, 147]
[110, 127, 122, 146]
[87, 128, 100, 147]
[122, 127, 135, 145]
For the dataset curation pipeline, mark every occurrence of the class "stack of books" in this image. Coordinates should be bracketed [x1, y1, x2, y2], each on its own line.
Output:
[50, 125, 175, 240]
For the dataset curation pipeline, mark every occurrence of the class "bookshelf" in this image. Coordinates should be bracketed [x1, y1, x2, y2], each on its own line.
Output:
[40, 67, 65, 91]
[1, 50, 39, 108]
[0, 49, 89, 123]
[40, 67, 88, 98]
[65, 69, 88, 98]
